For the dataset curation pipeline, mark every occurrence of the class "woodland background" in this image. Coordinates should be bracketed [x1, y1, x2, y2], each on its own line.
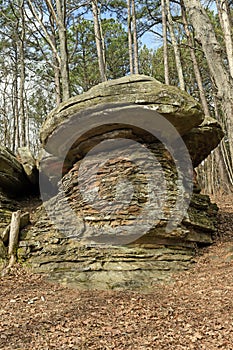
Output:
[0, 0, 233, 195]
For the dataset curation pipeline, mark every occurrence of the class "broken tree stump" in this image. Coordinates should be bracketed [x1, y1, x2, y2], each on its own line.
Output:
[1, 212, 30, 244]
[1, 210, 22, 276]
[8, 210, 21, 267]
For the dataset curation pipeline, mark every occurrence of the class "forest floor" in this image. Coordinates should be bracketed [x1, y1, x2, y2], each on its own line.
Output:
[0, 195, 233, 349]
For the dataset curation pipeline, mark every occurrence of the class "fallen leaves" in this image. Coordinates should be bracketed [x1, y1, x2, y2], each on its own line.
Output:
[0, 195, 233, 349]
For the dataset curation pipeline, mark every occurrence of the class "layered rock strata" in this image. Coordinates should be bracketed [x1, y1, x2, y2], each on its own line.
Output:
[0, 146, 34, 263]
[1, 75, 224, 290]
[15, 75, 224, 290]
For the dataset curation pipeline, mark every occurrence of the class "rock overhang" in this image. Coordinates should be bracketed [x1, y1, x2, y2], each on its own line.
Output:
[40, 75, 205, 161]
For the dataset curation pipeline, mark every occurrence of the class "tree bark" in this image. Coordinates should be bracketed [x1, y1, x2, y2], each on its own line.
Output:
[12, 48, 20, 152]
[127, 0, 134, 74]
[92, 0, 107, 82]
[181, 0, 210, 116]
[50, 10, 62, 105]
[8, 210, 21, 268]
[132, 0, 139, 74]
[161, 0, 170, 84]
[19, 0, 26, 146]
[216, 0, 233, 78]
[183, 0, 233, 172]
[166, 0, 185, 90]
[55, 0, 70, 101]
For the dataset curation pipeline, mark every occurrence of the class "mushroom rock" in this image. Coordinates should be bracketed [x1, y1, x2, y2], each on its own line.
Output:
[19, 75, 224, 290]
[40, 74, 204, 159]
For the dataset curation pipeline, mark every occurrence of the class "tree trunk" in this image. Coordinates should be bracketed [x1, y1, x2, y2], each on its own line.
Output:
[50, 14, 62, 105]
[12, 48, 20, 153]
[19, 0, 26, 146]
[166, 0, 185, 90]
[213, 93, 233, 190]
[183, 0, 233, 173]
[2, 82, 9, 147]
[181, 0, 210, 116]
[26, 0, 66, 101]
[92, 0, 106, 82]
[55, 0, 70, 101]
[127, 0, 134, 74]
[8, 210, 21, 267]
[131, 0, 139, 74]
[216, 0, 233, 78]
[161, 0, 170, 84]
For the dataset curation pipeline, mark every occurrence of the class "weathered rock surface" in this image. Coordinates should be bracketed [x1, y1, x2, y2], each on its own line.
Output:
[14, 75, 223, 290]
[0, 146, 36, 264]
[17, 147, 39, 187]
[18, 203, 195, 290]
[183, 116, 224, 167]
[40, 74, 204, 159]
[0, 76, 224, 290]
[17, 190, 218, 290]
[0, 146, 31, 196]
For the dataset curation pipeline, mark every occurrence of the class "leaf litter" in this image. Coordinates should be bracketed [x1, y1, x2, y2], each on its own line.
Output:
[0, 195, 233, 349]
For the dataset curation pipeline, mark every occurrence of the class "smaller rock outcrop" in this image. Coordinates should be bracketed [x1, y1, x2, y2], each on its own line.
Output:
[183, 116, 224, 167]
[17, 147, 39, 188]
[0, 146, 37, 264]
[0, 146, 31, 196]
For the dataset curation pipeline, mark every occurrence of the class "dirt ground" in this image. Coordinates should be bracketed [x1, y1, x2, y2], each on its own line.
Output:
[0, 195, 233, 349]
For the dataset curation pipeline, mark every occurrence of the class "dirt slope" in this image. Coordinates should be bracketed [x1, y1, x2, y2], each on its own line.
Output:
[0, 195, 233, 350]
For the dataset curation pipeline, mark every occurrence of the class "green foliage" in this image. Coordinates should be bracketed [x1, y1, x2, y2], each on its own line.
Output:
[0, 0, 232, 158]
[69, 19, 99, 93]
[69, 18, 129, 93]
[102, 18, 129, 79]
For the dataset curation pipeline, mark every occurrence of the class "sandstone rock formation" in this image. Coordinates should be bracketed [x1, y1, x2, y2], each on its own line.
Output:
[17, 147, 39, 188]
[0, 146, 31, 196]
[40, 74, 204, 164]
[0, 75, 224, 290]
[183, 116, 224, 167]
[0, 146, 34, 264]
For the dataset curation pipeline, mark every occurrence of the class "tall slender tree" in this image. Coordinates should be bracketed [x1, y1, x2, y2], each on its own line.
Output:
[92, 0, 107, 82]
[18, 0, 27, 146]
[161, 0, 170, 84]
[132, 0, 139, 74]
[26, 0, 71, 102]
[127, 0, 134, 74]
[181, 0, 210, 116]
[216, 0, 233, 78]
[183, 0, 233, 175]
[166, 0, 185, 90]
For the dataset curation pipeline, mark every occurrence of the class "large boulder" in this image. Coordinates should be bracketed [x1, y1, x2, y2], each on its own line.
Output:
[19, 75, 224, 290]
